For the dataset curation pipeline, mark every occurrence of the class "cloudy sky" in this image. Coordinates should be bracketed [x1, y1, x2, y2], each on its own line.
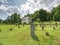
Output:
[0, 0, 60, 20]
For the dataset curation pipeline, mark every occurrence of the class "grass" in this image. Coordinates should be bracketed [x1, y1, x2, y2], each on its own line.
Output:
[0, 24, 60, 45]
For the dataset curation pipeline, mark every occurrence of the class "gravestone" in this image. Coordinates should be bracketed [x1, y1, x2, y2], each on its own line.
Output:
[53, 24, 55, 30]
[18, 25, 20, 28]
[50, 24, 51, 27]
[41, 24, 44, 30]
[15, 24, 18, 26]
[55, 23, 58, 27]
[49, 22, 51, 27]
[9, 28, 13, 31]
[46, 32, 50, 36]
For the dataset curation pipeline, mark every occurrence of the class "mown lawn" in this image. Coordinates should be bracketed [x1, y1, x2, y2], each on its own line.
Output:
[0, 24, 60, 45]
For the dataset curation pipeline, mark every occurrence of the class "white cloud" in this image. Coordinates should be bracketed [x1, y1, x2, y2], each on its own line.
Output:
[0, 0, 60, 18]
[20, 0, 60, 16]
[0, 0, 20, 16]
[0, 5, 7, 11]
[0, 0, 8, 5]
[0, 0, 8, 11]
[6, 6, 20, 15]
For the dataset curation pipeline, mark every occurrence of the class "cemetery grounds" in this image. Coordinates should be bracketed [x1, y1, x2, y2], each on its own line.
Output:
[0, 22, 60, 45]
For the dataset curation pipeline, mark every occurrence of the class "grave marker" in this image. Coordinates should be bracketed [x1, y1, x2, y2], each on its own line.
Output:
[46, 32, 50, 36]
[41, 24, 44, 30]
[53, 24, 55, 30]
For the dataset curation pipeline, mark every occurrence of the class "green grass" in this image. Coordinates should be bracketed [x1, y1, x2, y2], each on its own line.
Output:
[0, 24, 60, 45]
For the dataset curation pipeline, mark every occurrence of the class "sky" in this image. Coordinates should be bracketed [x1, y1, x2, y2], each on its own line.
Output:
[0, 0, 60, 20]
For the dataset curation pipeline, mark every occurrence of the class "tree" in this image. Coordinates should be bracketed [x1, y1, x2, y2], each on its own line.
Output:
[31, 11, 39, 22]
[54, 5, 60, 21]
[38, 9, 49, 21]
[51, 5, 60, 21]
[51, 7, 56, 21]
[5, 13, 21, 24]
[0, 19, 3, 24]
[6, 16, 11, 24]
[31, 9, 51, 22]
[17, 14, 21, 24]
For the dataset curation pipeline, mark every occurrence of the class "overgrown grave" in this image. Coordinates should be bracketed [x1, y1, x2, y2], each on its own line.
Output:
[40, 22, 46, 30]
[53, 24, 56, 30]
[45, 32, 50, 37]
[41, 23, 45, 30]
[55, 22, 58, 27]
[17, 23, 20, 28]
[9, 28, 13, 31]
[18, 25, 20, 28]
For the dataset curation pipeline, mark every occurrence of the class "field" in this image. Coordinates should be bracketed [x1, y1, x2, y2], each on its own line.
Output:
[0, 24, 60, 45]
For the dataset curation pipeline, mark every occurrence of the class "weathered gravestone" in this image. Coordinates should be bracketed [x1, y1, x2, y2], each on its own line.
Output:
[18, 25, 20, 28]
[49, 22, 51, 27]
[46, 32, 50, 36]
[53, 24, 55, 30]
[50, 24, 51, 27]
[55, 22, 58, 27]
[44, 24, 46, 27]
[9, 28, 13, 31]
[41, 24, 45, 30]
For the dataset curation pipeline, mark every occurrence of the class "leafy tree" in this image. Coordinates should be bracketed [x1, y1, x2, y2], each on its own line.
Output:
[0, 19, 3, 24]
[31, 11, 39, 22]
[11, 13, 21, 24]
[51, 7, 56, 21]
[31, 9, 51, 22]
[5, 13, 21, 24]
[51, 5, 60, 21]
[38, 9, 48, 21]
[54, 5, 60, 21]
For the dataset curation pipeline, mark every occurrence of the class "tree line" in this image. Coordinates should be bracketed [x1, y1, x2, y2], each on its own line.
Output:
[0, 5, 60, 24]
[30, 5, 60, 22]
[0, 13, 21, 24]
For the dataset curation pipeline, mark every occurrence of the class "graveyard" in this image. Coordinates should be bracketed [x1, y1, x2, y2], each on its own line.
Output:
[0, 0, 60, 45]
[0, 22, 60, 45]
